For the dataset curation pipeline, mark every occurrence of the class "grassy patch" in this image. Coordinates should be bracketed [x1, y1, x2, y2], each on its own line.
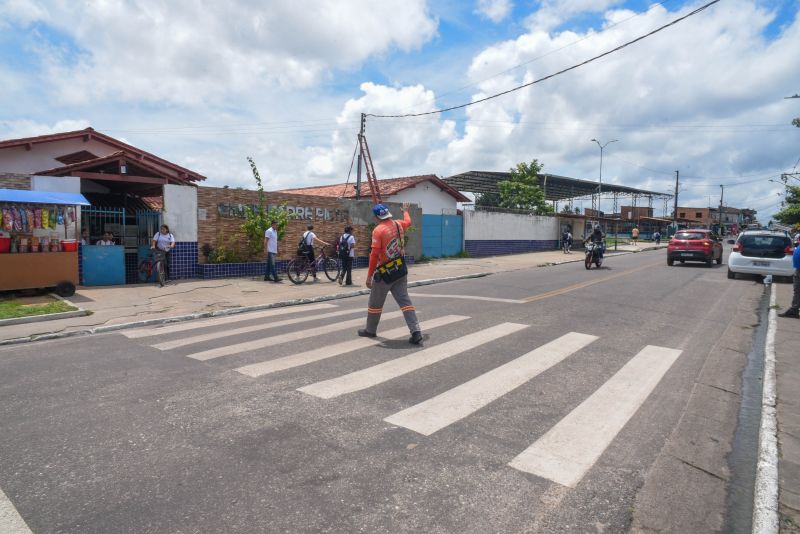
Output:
[0, 297, 77, 320]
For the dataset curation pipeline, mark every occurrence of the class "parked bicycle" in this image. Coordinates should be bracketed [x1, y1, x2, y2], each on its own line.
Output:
[138, 249, 168, 287]
[287, 246, 340, 284]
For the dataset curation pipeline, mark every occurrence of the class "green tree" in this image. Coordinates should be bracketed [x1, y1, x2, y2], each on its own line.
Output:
[241, 157, 293, 259]
[475, 191, 502, 207]
[774, 184, 800, 226]
[497, 159, 554, 214]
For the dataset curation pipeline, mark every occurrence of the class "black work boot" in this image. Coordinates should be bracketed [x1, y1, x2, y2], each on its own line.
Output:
[409, 331, 423, 345]
[357, 329, 377, 338]
[778, 307, 800, 318]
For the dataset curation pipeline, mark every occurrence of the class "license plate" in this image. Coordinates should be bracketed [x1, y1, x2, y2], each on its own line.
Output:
[680, 253, 693, 257]
[753, 261, 770, 267]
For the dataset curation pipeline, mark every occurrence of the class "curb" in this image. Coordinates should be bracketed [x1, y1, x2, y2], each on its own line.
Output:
[752, 284, 779, 533]
[0, 272, 492, 346]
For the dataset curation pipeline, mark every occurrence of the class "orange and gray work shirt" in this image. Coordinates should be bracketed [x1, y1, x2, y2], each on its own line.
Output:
[367, 211, 411, 280]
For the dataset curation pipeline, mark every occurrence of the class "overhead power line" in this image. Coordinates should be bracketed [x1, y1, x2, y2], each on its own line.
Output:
[367, 0, 721, 119]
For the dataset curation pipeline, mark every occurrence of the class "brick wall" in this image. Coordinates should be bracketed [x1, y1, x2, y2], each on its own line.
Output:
[197, 187, 372, 263]
[0, 173, 31, 190]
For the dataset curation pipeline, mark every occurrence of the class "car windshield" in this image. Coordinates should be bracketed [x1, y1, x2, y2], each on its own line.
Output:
[739, 236, 789, 250]
[675, 232, 706, 240]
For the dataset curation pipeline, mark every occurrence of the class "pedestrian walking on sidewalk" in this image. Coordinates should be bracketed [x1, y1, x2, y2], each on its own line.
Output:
[358, 202, 422, 345]
[631, 226, 640, 246]
[263, 220, 281, 283]
[337, 226, 355, 286]
[778, 244, 800, 318]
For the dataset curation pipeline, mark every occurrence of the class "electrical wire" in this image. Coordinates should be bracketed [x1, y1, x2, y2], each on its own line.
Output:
[366, 0, 721, 119]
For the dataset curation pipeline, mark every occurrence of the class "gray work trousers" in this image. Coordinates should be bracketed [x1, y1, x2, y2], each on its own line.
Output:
[792, 269, 800, 309]
[365, 274, 420, 335]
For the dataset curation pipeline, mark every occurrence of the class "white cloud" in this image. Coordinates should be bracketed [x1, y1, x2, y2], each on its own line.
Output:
[475, 0, 513, 23]
[8, 0, 438, 104]
[526, 0, 620, 32]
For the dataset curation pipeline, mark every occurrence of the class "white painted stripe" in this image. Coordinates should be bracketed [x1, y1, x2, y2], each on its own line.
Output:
[752, 284, 779, 534]
[384, 332, 598, 435]
[0, 487, 32, 534]
[300, 322, 529, 399]
[186, 312, 402, 361]
[121, 303, 336, 338]
[236, 315, 469, 378]
[153, 308, 362, 351]
[508, 344, 682, 488]
[407, 293, 525, 304]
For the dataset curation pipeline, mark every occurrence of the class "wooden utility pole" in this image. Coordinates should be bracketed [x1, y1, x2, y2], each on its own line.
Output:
[673, 170, 679, 231]
[355, 113, 365, 199]
[718, 184, 725, 233]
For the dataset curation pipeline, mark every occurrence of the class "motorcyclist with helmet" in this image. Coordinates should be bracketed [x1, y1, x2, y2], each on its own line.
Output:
[586, 225, 606, 258]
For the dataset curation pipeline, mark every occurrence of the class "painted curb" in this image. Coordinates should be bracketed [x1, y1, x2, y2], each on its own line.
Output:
[0, 272, 491, 346]
[752, 284, 779, 534]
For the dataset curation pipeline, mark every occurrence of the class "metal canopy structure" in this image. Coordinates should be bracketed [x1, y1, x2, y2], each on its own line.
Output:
[444, 170, 673, 216]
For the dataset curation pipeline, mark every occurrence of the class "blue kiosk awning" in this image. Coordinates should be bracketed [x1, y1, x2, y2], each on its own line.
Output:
[0, 189, 90, 206]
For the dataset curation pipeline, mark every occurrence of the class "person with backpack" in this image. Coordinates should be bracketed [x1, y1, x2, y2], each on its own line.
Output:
[337, 225, 356, 286]
[562, 228, 572, 254]
[358, 202, 422, 345]
[297, 224, 330, 280]
[151, 224, 176, 281]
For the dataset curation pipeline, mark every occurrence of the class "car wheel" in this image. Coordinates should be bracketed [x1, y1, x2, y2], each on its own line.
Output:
[680, 260, 685, 264]
[716, 254, 722, 265]
[667, 257, 674, 266]
[727, 269, 735, 279]
[706, 258, 713, 267]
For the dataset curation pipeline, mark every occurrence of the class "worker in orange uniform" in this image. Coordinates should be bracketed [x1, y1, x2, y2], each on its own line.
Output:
[358, 202, 423, 345]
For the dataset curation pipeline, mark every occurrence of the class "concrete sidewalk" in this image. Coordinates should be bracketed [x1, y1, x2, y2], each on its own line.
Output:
[0, 243, 664, 344]
[773, 282, 800, 532]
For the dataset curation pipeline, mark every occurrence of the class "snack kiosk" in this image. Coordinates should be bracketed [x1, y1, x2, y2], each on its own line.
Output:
[0, 188, 90, 297]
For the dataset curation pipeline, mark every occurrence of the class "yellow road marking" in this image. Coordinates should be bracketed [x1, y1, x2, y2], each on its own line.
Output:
[522, 261, 661, 303]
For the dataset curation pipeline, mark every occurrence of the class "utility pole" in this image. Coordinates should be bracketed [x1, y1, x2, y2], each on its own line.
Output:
[673, 170, 679, 233]
[718, 184, 724, 234]
[355, 113, 365, 199]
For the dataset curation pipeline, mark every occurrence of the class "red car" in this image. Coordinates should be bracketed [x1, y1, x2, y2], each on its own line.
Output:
[667, 229, 723, 267]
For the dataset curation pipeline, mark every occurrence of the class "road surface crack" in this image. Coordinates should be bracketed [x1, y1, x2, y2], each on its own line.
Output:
[667, 453, 726, 482]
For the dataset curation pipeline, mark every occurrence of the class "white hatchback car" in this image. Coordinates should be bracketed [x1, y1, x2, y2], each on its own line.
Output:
[727, 231, 795, 279]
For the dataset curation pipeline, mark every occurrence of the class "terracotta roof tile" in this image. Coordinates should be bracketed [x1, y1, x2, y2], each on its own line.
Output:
[279, 175, 470, 202]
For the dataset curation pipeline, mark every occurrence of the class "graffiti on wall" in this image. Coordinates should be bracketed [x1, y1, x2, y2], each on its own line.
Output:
[217, 203, 348, 221]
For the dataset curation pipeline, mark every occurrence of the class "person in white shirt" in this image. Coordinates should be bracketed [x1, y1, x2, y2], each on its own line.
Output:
[151, 224, 176, 281]
[338, 225, 356, 286]
[263, 220, 281, 283]
[97, 231, 115, 246]
[302, 225, 330, 280]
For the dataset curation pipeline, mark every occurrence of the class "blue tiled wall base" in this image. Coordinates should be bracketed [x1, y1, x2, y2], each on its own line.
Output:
[197, 255, 414, 280]
[169, 242, 198, 280]
[465, 240, 558, 257]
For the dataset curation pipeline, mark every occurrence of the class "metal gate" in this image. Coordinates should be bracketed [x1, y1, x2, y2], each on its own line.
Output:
[80, 207, 126, 285]
[81, 207, 125, 244]
[136, 210, 162, 245]
[422, 210, 463, 258]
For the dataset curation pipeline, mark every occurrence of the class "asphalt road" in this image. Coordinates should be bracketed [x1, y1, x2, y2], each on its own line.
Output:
[0, 248, 766, 533]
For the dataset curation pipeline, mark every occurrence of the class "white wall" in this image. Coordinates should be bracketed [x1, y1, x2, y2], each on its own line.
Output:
[31, 175, 81, 193]
[464, 210, 559, 241]
[388, 182, 458, 214]
[163, 184, 197, 241]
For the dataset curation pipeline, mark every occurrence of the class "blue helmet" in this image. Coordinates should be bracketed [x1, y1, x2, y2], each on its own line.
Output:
[372, 204, 392, 220]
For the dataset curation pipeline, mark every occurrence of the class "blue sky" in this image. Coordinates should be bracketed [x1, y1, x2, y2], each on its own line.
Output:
[1, 0, 799, 221]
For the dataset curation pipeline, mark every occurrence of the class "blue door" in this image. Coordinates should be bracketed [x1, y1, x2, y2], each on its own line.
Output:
[82, 245, 126, 286]
[422, 214, 463, 257]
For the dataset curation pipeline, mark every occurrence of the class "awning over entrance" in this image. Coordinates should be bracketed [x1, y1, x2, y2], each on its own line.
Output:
[0, 188, 90, 206]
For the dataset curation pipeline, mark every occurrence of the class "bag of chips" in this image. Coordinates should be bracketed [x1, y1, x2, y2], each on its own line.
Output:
[34, 208, 42, 229]
[41, 208, 49, 229]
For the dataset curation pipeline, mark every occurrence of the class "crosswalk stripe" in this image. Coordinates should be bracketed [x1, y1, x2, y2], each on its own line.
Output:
[383, 332, 598, 435]
[299, 322, 529, 399]
[0, 487, 32, 534]
[235, 315, 470, 378]
[185, 312, 403, 361]
[508, 344, 682, 488]
[153, 308, 363, 351]
[121, 303, 337, 338]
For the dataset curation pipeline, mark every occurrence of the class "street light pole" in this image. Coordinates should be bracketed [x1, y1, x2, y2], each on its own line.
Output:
[590, 138, 618, 225]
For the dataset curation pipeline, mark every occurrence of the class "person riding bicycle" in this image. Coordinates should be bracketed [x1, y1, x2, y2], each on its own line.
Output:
[151, 224, 176, 281]
[301, 225, 330, 280]
[586, 225, 606, 258]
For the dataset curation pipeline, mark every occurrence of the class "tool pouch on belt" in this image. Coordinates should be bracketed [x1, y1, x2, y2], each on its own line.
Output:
[377, 257, 407, 284]
[376, 222, 408, 284]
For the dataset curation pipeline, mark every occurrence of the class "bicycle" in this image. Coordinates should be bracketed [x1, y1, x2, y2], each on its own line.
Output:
[286, 246, 340, 284]
[138, 248, 168, 287]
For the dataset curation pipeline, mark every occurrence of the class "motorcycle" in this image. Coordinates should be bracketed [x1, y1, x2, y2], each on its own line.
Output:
[584, 241, 603, 269]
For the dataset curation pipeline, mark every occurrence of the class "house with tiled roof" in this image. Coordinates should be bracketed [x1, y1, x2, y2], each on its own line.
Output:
[280, 174, 470, 215]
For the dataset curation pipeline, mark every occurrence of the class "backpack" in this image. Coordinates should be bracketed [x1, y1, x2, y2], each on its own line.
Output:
[297, 232, 310, 256]
[337, 233, 351, 259]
